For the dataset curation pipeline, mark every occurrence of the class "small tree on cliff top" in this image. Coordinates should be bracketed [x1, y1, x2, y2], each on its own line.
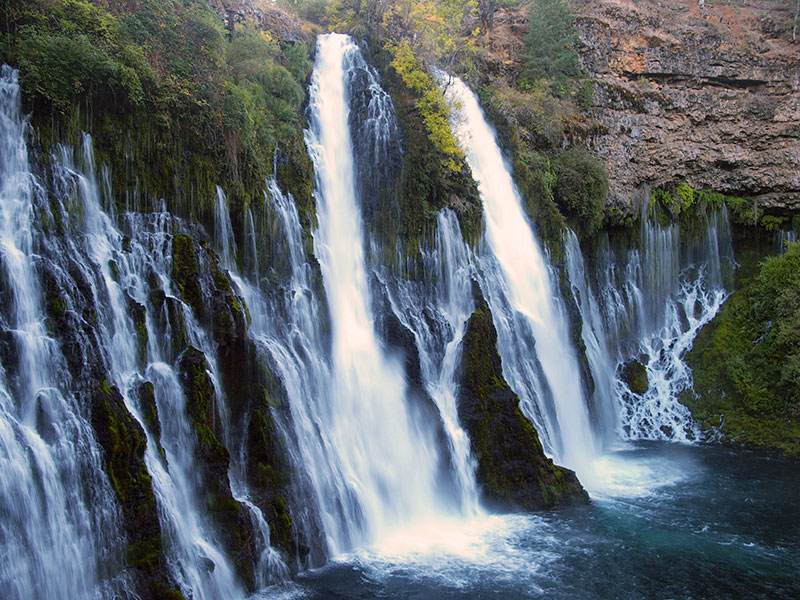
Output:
[521, 0, 583, 93]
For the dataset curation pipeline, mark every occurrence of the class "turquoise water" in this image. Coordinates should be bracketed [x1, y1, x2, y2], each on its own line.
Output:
[265, 442, 799, 599]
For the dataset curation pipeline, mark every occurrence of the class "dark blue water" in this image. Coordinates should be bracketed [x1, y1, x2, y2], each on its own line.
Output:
[260, 443, 799, 600]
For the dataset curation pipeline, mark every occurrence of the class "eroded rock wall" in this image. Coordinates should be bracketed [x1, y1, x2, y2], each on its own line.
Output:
[573, 0, 800, 213]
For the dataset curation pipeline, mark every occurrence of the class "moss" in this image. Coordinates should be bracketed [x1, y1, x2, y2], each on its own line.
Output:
[620, 359, 648, 395]
[649, 183, 763, 230]
[171, 234, 203, 315]
[89, 379, 179, 595]
[684, 242, 800, 457]
[131, 300, 148, 365]
[457, 299, 588, 510]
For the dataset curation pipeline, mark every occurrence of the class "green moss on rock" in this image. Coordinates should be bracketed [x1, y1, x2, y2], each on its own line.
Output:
[178, 346, 257, 589]
[684, 242, 800, 457]
[89, 379, 182, 597]
[620, 359, 648, 396]
[457, 300, 588, 510]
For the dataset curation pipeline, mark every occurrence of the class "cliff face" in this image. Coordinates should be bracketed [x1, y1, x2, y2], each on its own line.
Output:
[573, 0, 800, 213]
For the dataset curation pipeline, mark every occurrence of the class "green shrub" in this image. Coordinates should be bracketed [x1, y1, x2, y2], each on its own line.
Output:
[552, 147, 608, 238]
[521, 0, 583, 93]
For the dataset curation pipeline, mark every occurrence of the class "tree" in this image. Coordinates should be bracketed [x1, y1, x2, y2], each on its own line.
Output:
[521, 0, 582, 91]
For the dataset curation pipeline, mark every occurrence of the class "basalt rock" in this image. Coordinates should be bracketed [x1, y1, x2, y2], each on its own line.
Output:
[90, 380, 184, 600]
[457, 298, 588, 511]
[178, 346, 258, 589]
[572, 0, 800, 216]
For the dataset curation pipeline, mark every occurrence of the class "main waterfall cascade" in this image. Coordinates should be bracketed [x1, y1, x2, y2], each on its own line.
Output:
[301, 32, 459, 553]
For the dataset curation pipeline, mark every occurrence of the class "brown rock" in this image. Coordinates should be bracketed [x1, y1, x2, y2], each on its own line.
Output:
[571, 0, 800, 214]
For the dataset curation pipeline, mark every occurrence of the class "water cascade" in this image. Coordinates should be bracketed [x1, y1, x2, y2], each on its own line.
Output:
[51, 138, 246, 598]
[567, 208, 734, 441]
[444, 75, 597, 473]
[301, 33, 445, 553]
[0, 64, 126, 600]
[378, 209, 481, 516]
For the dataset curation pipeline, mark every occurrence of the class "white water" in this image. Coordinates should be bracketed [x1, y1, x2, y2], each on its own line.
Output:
[52, 138, 245, 599]
[0, 66, 126, 600]
[302, 33, 445, 553]
[444, 76, 597, 474]
[378, 209, 481, 517]
[572, 208, 733, 442]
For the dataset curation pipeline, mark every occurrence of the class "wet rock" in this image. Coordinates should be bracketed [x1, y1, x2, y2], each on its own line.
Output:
[457, 298, 588, 511]
[89, 380, 183, 599]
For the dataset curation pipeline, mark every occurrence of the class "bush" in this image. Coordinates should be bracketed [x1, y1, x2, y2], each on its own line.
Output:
[552, 147, 608, 238]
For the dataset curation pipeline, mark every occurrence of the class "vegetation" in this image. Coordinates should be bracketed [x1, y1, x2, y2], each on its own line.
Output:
[458, 299, 588, 510]
[520, 0, 583, 94]
[649, 183, 769, 231]
[684, 242, 800, 457]
[552, 147, 608, 238]
[2, 0, 313, 234]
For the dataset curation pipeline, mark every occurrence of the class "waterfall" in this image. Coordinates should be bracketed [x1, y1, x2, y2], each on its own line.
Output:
[301, 33, 445, 553]
[444, 75, 597, 473]
[0, 66, 129, 600]
[51, 138, 245, 598]
[570, 209, 734, 442]
[214, 185, 238, 270]
[378, 209, 481, 516]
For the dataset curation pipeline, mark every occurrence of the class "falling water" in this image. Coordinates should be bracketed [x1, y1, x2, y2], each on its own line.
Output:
[378, 209, 481, 516]
[51, 137, 245, 599]
[444, 75, 597, 473]
[301, 33, 444, 553]
[0, 66, 127, 600]
[569, 209, 734, 442]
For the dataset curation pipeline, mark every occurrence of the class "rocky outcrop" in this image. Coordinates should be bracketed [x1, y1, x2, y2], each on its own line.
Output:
[90, 381, 185, 600]
[208, 0, 307, 42]
[573, 0, 800, 214]
[457, 299, 588, 511]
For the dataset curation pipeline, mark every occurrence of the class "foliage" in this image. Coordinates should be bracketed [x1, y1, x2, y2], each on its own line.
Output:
[521, 0, 583, 94]
[649, 184, 765, 229]
[552, 147, 608, 238]
[685, 242, 800, 456]
[387, 39, 464, 171]
[2, 0, 312, 229]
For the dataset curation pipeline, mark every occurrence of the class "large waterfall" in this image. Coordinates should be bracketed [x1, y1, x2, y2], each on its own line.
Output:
[0, 25, 779, 599]
[444, 76, 598, 474]
[301, 33, 447, 553]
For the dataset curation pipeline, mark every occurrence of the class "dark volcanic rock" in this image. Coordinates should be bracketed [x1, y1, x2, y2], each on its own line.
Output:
[90, 381, 184, 600]
[457, 300, 588, 511]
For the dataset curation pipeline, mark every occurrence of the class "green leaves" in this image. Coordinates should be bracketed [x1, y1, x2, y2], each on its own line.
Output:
[521, 0, 583, 92]
[387, 39, 464, 171]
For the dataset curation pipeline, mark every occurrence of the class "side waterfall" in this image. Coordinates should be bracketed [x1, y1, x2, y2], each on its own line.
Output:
[444, 75, 597, 474]
[0, 63, 125, 600]
[567, 208, 734, 442]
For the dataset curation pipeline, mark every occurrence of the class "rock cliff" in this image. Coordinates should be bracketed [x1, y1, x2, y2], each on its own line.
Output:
[573, 0, 800, 214]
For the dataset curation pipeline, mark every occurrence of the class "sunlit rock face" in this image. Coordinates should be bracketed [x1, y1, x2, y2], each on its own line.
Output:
[573, 0, 800, 213]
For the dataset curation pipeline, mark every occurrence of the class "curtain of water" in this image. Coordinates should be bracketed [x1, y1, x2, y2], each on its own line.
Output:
[301, 33, 444, 553]
[443, 75, 598, 474]
[568, 209, 734, 442]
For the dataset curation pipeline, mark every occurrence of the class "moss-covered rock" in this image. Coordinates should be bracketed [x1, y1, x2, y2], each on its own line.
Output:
[684, 242, 800, 457]
[620, 359, 648, 396]
[177, 346, 257, 589]
[457, 299, 588, 510]
[89, 379, 183, 599]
